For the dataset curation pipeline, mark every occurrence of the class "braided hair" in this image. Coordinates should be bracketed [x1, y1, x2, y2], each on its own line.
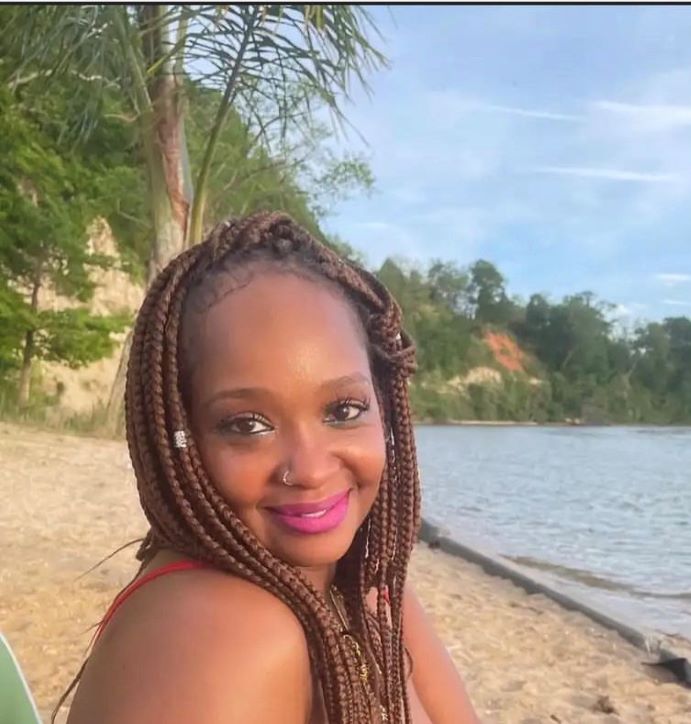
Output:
[73, 212, 421, 723]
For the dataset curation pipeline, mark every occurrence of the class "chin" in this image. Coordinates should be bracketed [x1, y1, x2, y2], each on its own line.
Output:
[269, 524, 360, 570]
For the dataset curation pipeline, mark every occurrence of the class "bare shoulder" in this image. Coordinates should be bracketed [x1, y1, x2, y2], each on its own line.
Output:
[67, 567, 312, 724]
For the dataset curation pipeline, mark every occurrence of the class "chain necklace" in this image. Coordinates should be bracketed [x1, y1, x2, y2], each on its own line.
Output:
[328, 586, 389, 723]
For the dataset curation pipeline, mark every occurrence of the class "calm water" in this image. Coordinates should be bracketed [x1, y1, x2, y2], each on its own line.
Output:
[415, 425, 691, 639]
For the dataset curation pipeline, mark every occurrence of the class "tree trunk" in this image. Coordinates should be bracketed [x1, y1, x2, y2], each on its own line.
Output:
[141, 4, 192, 283]
[105, 5, 192, 431]
[18, 270, 42, 407]
[17, 330, 35, 407]
[144, 75, 192, 284]
[104, 329, 132, 435]
[104, 113, 189, 430]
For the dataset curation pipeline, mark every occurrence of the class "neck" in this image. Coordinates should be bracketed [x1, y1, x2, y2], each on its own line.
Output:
[298, 561, 337, 595]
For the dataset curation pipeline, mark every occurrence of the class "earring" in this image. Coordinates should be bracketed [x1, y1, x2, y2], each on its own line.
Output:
[281, 468, 294, 486]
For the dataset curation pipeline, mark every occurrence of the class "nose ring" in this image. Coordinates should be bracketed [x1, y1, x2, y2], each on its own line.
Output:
[281, 467, 294, 486]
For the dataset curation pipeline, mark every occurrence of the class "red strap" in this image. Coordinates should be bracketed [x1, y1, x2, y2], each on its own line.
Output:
[96, 561, 389, 642]
[95, 560, 210, 641]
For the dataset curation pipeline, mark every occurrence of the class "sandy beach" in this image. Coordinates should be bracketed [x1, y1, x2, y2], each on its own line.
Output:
[1, 421, 689, 723]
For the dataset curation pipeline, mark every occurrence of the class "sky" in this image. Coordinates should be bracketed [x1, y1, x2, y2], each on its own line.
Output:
[322, 5, 691, 326]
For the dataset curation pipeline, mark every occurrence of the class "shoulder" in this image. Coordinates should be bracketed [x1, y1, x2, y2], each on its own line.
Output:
[67, 567, 312, 724]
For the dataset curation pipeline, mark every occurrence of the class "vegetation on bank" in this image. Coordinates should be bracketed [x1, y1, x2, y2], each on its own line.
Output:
[1, 6, 689, 429]
[381, 259, 691, 424]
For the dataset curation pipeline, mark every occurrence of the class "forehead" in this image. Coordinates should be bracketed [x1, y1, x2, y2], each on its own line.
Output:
[188, 272, 370, 390]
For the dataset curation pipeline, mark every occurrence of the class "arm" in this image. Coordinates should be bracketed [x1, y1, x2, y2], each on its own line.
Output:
[402, 583, 480, 724]
[67, 573, 312, 724]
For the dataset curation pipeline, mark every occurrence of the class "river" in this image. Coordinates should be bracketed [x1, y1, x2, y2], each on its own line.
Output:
[415, 425, 691, 640]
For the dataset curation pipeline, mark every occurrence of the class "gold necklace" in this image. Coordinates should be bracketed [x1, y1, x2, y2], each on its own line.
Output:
[328, 586, 389, 723]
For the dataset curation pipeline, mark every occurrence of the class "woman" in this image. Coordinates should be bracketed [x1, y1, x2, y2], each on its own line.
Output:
[63, 212, 478, 723]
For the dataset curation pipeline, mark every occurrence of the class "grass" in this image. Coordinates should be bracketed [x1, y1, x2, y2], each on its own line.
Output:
[0, 388, 121, 440]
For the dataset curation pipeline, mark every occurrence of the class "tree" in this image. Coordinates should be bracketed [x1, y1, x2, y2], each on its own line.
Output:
[0, 86, 129, 404]
[468, 259, 512, 325]
[522, 293, 550, 345]
[427, 260, 470, 315]
[184, 82, 374, 240]
[6, 4, 387, 278]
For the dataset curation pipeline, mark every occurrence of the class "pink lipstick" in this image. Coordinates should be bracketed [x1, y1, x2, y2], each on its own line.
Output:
[267, 490, 351, 535]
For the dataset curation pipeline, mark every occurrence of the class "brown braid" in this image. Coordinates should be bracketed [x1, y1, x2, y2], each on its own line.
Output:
[58, 211, 420, 723]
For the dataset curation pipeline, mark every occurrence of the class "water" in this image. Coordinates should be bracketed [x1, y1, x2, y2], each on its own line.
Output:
[415, 425, 691, 640]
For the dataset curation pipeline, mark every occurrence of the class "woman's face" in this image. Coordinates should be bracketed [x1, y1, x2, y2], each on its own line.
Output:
[186, 270, 386, 582]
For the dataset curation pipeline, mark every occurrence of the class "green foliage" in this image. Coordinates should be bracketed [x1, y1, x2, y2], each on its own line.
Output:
[0, 88, 94, 295]
[184, 81, 374, 242]
[427, 260, 470, 315]
[5, 4, 387, 251]
[370, 254, 691, 424]
[468, 259, 514, 325]
[0, 280, 28, 374]
[0, 79, 132, 399]
[408, 375, 474, 424]
[36, 308, 130, 368]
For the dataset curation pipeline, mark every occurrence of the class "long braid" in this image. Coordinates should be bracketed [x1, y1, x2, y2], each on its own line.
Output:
[60, 211, 420, 723]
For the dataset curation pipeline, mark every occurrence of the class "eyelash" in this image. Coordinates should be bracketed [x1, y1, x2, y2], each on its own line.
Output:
[325, 397, 371, 424]
[216, 397, 371, 437]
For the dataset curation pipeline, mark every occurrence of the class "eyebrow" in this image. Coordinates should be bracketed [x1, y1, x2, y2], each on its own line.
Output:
[204, 373, 371, 409]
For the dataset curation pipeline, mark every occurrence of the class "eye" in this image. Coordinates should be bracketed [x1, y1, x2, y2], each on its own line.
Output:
[217, 414, 273, 437]
[325, 398, 370, 425]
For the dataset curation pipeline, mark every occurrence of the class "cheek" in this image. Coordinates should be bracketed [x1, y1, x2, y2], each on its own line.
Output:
[351, 426, 387, 494]
[195, 439, 272, 507]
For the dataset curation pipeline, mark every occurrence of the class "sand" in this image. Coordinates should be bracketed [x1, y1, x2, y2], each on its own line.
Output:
[1, 422, 689, 723]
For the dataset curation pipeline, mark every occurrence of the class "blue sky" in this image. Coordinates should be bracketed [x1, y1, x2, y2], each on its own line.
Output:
[322, 5, 691, 326]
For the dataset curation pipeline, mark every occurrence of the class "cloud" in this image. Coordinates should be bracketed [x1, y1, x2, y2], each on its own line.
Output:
[594, 100, 691, 132]
[606, 302, 650, 332]
[423, 90, 582, 124]
[662, 299, 691, 307]
[530, 166, 681, 183]
[329, 11, 691, 322]
[654, 273, 691, 287]
[476, 103, 583, 122]
[611, 303, 634, 318]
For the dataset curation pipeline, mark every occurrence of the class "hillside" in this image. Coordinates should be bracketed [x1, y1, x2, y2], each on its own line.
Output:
[37, 219, 143, 415]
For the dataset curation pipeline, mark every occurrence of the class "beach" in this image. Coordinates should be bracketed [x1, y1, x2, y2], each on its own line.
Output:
[1, 422, 689, 723]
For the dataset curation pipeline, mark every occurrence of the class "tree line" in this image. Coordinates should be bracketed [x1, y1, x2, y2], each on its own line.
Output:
[379, 258, 691, 424]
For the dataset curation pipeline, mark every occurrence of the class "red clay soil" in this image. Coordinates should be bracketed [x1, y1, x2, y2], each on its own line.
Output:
[483, 331, 526, 373]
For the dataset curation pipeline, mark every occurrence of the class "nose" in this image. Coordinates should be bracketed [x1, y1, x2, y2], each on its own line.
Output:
[281, 426, 341, 490]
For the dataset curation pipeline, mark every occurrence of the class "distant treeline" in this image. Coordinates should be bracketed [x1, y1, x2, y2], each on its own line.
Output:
[375, 257, 691, 424]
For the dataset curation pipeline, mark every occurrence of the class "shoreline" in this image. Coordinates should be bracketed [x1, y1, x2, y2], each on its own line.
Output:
[419, 518, 691, 684]
[2, 422, 690, 723]
[411, 544, 691, 723]
[415, 419, 691, 428]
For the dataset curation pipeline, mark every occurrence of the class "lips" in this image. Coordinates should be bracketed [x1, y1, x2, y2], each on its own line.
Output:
[266, 490, 351, 535]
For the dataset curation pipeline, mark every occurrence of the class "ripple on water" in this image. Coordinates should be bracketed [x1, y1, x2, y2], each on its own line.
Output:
[416, 425, 691, 639]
